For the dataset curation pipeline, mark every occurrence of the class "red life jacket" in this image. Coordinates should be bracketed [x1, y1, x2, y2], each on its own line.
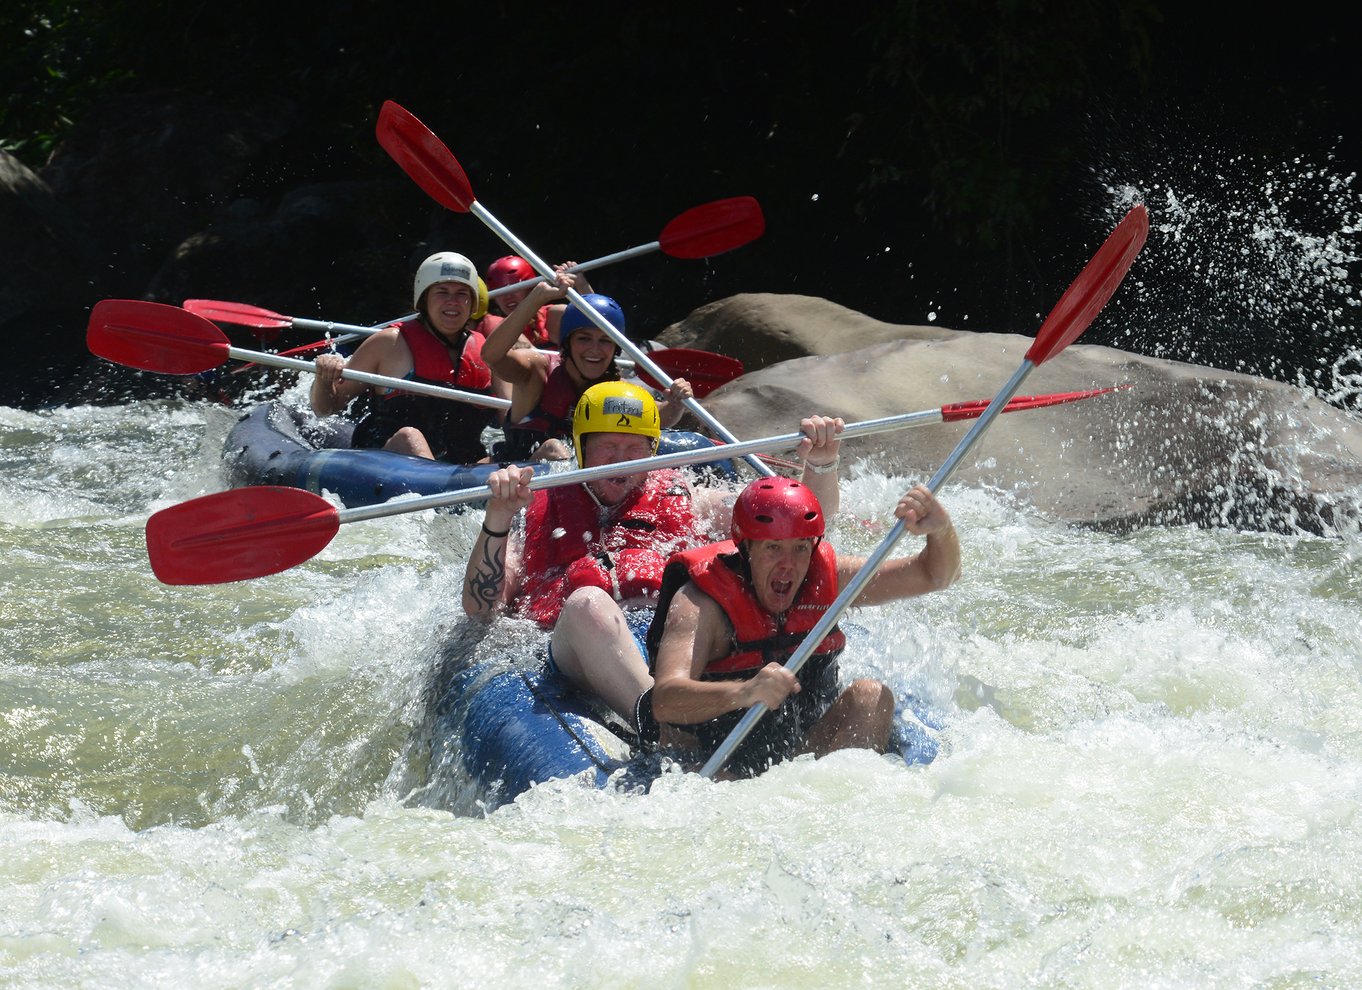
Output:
[509, 357, 578, 438]
[393, 319, 492, 393]
[525, 308, 550, 348]
[647, 540, 846, 676]
[470, 312, 504, 340]
[349, 318, 496, 463]
[515, 470, 699, 628]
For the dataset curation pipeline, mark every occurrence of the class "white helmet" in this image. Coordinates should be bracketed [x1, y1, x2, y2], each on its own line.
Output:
[413, 252, 478, 310]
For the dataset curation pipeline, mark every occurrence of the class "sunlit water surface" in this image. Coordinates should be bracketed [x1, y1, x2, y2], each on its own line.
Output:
[3, 388, 1362, 989]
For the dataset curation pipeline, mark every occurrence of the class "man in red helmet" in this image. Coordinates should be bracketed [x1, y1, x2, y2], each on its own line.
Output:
[646, 477, 960, 777]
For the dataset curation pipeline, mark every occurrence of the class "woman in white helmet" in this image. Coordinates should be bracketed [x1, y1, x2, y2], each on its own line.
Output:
[310, 252, 512, 462]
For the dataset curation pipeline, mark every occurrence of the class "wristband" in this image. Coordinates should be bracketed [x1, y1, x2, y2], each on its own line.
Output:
[480, 522, 510, 539]
[804, 456, 840, 475]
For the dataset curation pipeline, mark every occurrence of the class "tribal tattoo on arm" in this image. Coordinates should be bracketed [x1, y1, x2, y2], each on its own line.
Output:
[464, 536, 508, 616]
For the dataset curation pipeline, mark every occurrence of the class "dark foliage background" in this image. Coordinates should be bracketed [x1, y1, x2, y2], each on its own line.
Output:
[2, 1, 1357, 405]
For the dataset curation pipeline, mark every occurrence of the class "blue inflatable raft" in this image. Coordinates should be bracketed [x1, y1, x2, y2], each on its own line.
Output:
[221, 400, 743, 808]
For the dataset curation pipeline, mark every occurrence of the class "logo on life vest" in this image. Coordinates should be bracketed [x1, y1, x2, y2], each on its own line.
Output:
[602, 395, 644, 427]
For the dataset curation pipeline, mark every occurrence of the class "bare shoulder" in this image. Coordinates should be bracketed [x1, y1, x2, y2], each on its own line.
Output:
[348, 326, 406, 367]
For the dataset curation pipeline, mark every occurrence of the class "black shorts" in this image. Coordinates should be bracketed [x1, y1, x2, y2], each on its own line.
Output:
[352, 397, 490, 464]
[686, 655, 841, 778]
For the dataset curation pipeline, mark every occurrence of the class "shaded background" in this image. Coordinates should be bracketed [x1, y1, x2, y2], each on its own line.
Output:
[2, 1, 1357, 407]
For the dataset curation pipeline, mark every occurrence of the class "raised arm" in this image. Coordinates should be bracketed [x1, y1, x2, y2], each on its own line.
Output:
[688, 414, 844, 536]
[655, 378, 694, 429]
[796, 415, 844, 516]
[541, 262, 593, 344]
[482, 272, 579, 374]
[842, 484, 961, 605]
[461, 465, 535, 618]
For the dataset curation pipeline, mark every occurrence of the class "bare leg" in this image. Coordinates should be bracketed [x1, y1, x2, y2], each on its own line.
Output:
[549, 587, 652, 722]
[804, 678, 894, 757]
[384, 427, 435, 459]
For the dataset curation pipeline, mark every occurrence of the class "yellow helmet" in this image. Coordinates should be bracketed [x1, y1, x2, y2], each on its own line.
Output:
[572, 381, 661, 464]
[472, 277, 489, 321]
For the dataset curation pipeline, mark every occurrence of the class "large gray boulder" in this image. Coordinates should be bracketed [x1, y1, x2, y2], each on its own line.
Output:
[664, 295, 1362, 534]
[660, 292, 954, 368]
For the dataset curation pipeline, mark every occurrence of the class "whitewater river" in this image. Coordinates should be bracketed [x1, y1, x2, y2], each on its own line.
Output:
[3, 383, 1361, 989]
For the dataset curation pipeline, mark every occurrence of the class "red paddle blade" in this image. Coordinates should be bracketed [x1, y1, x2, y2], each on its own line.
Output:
[146, 487, 341, 585]
[1027, 204, 1149, 365]
[941, 384, 1132, 422]
[183, 299, 291, 329]
[375, 100, 474, 212]
[87, 300, 230, 375]
[658, 196, 766, 259]
[633, 347, 744, 398]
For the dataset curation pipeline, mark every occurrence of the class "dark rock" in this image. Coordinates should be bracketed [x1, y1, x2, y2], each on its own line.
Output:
[39, 91, 297, 291]
[0, 151, 105, 407]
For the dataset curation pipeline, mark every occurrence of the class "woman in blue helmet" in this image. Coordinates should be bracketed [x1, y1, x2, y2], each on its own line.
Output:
[480, 272, 693, 460]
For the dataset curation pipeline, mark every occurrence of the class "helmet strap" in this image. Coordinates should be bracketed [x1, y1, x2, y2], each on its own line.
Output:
[581, 479, 607, 510]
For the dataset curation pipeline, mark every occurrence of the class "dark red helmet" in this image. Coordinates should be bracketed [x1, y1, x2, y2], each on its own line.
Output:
[485, 255, 535, 290]
[730, 478, 825, 543]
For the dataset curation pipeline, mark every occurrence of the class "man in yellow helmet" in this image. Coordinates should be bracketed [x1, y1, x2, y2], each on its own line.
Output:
[462, 381, 844, 733]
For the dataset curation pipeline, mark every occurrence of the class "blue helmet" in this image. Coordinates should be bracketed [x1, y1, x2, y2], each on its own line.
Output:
[559, 293, 625, 340]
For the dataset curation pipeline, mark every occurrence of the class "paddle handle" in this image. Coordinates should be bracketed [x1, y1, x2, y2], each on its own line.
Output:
[285, 315, 401, 335]
[698, 359, 1039, 779]
[331, 382, 1127, 525]
[224, 345, 512, 411]
[334, 406, 956, 525]
[486, 243, 660, 298]
[276, 313, 414, 354]
[466, 200, 776, 478]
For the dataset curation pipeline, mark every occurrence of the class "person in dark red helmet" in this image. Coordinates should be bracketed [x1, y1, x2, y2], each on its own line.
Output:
[646, 477, 961, 777]
[484, 255, 590, 348]
[481, 272, 693, 461]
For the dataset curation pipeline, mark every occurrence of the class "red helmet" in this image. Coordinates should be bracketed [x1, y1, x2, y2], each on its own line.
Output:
[486, 255, 536, 290]
[730, 478, 825, 543]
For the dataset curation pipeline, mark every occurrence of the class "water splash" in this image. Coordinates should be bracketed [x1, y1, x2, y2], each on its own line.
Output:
[1097, 148, 1361, 408]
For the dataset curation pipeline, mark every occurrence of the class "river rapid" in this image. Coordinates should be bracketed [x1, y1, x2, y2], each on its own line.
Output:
[6, 141, 1362, 987]
[3, 375, 1362, 988]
